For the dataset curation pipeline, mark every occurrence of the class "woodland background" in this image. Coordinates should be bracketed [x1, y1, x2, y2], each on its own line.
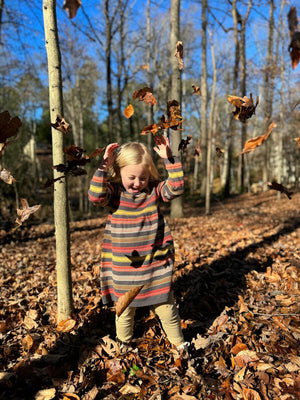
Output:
[0, 1, 300, 399]
[0, 0, 300, 227]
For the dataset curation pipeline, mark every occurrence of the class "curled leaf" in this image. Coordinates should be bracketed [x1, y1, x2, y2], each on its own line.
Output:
[228, 93, 259, 123]
[192, 85, 201, 95]
[267, 181, 293, 199]
[115, 285, 144, 317]
[56, 318, 76, 332]
[63, 0, 81, 19]
[50, 115, 70, 134]
[0, 168, 16, 184]
[237, 122, 276, 156]
[133, 87, 157, 106]
[15, 198, 41, 226]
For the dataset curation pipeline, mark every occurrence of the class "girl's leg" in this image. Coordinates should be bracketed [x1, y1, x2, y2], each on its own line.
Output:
[152, 291, 185, 346]
[115, 306, 136, 343]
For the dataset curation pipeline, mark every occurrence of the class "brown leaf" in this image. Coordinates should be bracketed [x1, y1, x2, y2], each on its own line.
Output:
[0, 168, 16, 184]
[63, 0, 81, 19]
[288, 7, 298, 34]
[34, 388, 56, 400]
[56, 318, 76, 332]
[267, 181, 293, 200]
[288, 31, 300, 70]
[242, 387, 262, 400]
[133, 87, 157, 105]
[234, 350, 259, 368]
[178, 136, 192, 151]
[228, 93, 259, 123]
[237, 122, 276, 155]
[174, 40, 184, 70]
[15, 198, 41, 226]
[124, 104, 134, 119]
[294, 137, 300, 147]
[192, 85, 201, 95]
[214, 355, 230, 377]
[50, 115, 70, 134]
[115, 285, 144, 317]
[0, 111, 22, 156]
[141, 123, 158, 136]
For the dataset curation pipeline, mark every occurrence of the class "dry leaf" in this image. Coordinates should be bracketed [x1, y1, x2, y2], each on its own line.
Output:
[115, 285, 144, 317]
[124, 104, 134, 119]
[50, 115, 70, 134]
[141, 123, 158, 136]
[192, 85, 201, 95]
[237, 122, 276, 156]
[0, 110, 22, 156]
[178, 136, 192, 151]
[63, 0, 81, 19]
[34, 388, 56, 400]
[267, 181, 293, 199]
[0, 168, 16, 184]
[294, 137, 300, 147]
[15, 198, 41, 226]
[133, 87, 157, 105]
[174, 40, 184, 70]
[56, 318, 76, 332]
[119, 383, 141, 394]
[228, 93, 259, 122]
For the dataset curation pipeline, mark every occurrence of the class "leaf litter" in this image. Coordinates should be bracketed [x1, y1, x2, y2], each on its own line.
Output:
[0, 191, 300, 399]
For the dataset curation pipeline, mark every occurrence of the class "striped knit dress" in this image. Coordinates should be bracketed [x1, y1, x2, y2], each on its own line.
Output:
[88, 157, 184, 307]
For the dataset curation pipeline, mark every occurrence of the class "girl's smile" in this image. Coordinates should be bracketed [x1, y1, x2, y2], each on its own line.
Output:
[120, 164, 150, 193]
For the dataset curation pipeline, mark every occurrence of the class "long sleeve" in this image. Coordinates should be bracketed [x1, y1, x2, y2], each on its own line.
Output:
[157, 156, 184, 201]
[88, 169, 114, 206]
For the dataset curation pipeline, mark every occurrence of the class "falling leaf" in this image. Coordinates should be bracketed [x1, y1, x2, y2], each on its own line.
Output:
[124, 104, 134, 119]
[288, 32, 300, 70]
[267, 181, 293, 200]
[228, 93, 259, 123]
[178, 136, 192, 151]
[0, 168, 16, 184]
[140, 64, 149, 70]
[237, 121, 276, 156]
[56, 318, 76, 332]
[192, 85, 201, 95]
[63, 0, 81, 19]
[167, 99, 183, 130]
[174, 40, 184, 70]
[0, 110, 22, 156]
[141, 123, 158, 136]
[15, 198, 41, 226]
[50, 115, 70, 134]
[115, 285, 144, 317]
[288, 7, 298, 34]
[133, 87, 157, 105]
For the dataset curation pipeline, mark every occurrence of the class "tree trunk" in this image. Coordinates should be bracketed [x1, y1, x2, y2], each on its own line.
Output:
[224, 0, 239, 197]
[262, 0, 275, 185]
[205, 29, 216, 215]
[169, 0, 183, 218]
[105, 0, 114, 142]
[200, 0, 208, 197]
[43, 0, 73, 323]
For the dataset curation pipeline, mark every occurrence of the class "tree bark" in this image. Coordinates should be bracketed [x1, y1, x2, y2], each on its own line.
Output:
[105, 0, 114, 142]
[200, 0, 208, 197]
[169, 0, 183, 218]
[43, 0, 73, 322]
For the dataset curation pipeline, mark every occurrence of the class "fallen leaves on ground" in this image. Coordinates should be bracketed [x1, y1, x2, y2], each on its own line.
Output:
[1, 192, 300, 399]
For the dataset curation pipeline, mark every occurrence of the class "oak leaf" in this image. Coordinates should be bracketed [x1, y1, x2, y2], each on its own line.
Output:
[178, 135, 192, 151]
[115, 285, 144, 317]
[237, 122, 276, 156]
[141, 123, 158, 136]
[124, 104, 134, 119]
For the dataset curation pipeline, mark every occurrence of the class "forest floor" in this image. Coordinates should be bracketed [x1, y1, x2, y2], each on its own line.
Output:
[0, 190, 300, 400]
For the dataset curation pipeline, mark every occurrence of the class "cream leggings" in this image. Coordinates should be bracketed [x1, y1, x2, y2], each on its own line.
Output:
[115, 291, 184, 345]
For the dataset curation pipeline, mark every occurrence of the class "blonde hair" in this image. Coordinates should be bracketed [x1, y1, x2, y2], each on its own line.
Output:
[110, 142, 159, 182]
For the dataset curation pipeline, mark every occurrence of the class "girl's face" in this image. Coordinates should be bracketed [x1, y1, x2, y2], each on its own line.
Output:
[120, 164, 150, 194]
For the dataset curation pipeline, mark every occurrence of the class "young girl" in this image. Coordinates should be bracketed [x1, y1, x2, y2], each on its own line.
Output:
[88, 136, 188, 351]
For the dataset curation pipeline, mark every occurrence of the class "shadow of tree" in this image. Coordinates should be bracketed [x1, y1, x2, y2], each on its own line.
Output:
[173, 216, 300, 342]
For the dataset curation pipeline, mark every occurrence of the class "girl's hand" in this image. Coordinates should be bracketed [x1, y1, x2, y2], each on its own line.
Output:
[153, 135, 172, 159]
[101, 143, 119, 168]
